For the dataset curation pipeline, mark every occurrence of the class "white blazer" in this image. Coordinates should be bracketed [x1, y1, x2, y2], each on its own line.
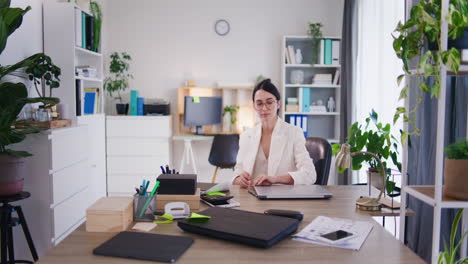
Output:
[232, 118, 317, 185]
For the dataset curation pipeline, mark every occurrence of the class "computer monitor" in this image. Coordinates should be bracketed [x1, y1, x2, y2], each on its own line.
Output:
[184, 96, 222, 134]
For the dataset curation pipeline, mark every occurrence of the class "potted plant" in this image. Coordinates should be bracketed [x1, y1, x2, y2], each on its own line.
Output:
[443, 139, 468, 200]
[333, 110, 401, 195]
[392, 0, 468, 143]
[0, 1, 60, 195]
[222, 105, 239, 132]
[307, 22, 323, 64]
[104, 52, 133, 115]
[438, 209, 468, 264]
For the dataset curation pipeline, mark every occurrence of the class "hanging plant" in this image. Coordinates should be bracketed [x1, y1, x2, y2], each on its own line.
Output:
[392, 0, 468, 144]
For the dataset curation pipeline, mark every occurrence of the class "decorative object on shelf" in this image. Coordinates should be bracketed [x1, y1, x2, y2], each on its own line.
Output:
[0, 2, 61, 195]
[335, 143, 386, 211]
[295, 49, 303, 64]
[222, 105, 239, 132]
[290, 70, 304, 84]
[214, 19, 230, 36]
[327, 97, 335, 112]
[104, 52, 133, 115]
[333, 110, 401, 200]
[437, 208, 468, 264]
[307, 22, 323, 64]
[310, 101, 327, 112]
[89, 1, 102, 52]
[443, 139, 468, 200]
[392, 0, 468, 143]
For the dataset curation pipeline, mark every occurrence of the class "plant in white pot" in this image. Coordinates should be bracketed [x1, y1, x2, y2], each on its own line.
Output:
[444, 139, 468, 200]
[0, 1, 60, 195]
[104, 52, 133, 115]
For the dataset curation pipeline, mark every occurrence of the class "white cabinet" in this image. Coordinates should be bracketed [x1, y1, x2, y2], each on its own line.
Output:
[106, 116, 172, 196]
[281, 36, 341, 143]
[11, 126, 92, 258]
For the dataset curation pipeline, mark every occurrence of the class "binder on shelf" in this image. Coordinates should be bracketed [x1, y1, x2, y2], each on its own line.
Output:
[85, 14, 94, 51]
[84, 91, 96, 115]
[298, 88, 303, 112]
[75, 80, 81, 116]
[302, 88, 310, 113]
[74, 8, 82, 47]
[288, 115, 295, 125]
[81, 12, 86, 49]
[320, 40, 325, 64]
[301, 115, 308, 137]
[137, 97, 144, 116]
[332, 40, 340, 65]
[324, 39, 332, 65]
[84, 88, 99, 114]
[130, 90, 139, 116]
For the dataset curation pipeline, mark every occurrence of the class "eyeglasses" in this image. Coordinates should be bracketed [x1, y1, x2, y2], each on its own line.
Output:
[254, 100, 277, 110]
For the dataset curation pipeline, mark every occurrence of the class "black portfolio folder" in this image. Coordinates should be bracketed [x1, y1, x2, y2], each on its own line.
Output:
[93, 231, 193, 263]
[177, 207, 299, 248]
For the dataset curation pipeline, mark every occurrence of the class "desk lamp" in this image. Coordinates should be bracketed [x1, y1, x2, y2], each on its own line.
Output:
[335, 143, 386, 211]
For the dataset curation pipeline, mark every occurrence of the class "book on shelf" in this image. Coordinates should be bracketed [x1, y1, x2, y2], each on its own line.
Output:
[285, 49, 291, 64]
[75, 80, 81, 116]
[324, 39, 332, 65]
[312, 73, 333, 85]
[286, 104, 299, 112]
[332, 70, 341, 85]
[320, 40, 325, 64]
[81, 12, 86, 49]
[298, 87, 303, 112]
[85, 14, 94, 51]
[137, 97, 144, 116]
[83, 87, 100, 114]
[287, 45, 296, 64]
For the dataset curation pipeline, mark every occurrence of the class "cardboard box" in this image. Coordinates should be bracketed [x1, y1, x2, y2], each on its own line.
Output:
[156, 188, 200, 211]
[86, 197, 133, 232]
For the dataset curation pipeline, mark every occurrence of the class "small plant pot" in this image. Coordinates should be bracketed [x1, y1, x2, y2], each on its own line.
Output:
[116, 103, 129, 115]
[0, 154, 28, 183]
[444, 158, 468, 200]
[0, 178, 24, 196]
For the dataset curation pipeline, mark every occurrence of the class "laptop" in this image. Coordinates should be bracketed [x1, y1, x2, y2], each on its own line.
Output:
[248, 184, 333, 199]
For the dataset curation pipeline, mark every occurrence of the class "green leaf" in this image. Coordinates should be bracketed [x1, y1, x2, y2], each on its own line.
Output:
[401, 131, 409, 146]
[398, 85, 409, 101]
[393, 107, 406, 124]
[396, 74, 405, 86]
[331, 144, 341, 156]
[442, 48, 460, 73]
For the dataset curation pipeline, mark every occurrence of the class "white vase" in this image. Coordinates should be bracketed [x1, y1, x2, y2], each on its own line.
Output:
[290, 70, 304, 84]
[295, 49, 303, 64]
[223, 114, 231, 132]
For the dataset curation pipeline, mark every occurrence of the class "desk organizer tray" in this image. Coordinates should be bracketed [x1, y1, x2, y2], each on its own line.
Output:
[177, 207, 299, 248]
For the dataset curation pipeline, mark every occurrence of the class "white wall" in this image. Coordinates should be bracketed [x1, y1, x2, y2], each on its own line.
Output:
[102, 0, 344, 182]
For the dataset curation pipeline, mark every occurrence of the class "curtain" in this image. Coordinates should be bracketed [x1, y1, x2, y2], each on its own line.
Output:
[338, 0, 358, 185]
[405, 76, 468, 262]
[353, 0, 404, 183]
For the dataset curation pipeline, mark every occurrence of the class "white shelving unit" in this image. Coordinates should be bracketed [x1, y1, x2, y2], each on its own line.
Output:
[399, 1, 468, 263]
[281, 36, 341, 143]
[44, 2, 106, 203]
[44, 2, 104, 120]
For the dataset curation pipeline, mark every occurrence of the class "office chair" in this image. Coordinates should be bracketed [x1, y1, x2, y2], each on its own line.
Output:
[305, 137, 332, 185]
[208, 134, 240, 183]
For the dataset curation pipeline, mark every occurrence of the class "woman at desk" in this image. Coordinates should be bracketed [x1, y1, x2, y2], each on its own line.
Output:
[232, 79, 316, 188]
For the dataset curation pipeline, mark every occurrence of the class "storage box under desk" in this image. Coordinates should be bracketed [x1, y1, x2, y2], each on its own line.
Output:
[156, 188, 200, 211]
[86, 197, 133, 232]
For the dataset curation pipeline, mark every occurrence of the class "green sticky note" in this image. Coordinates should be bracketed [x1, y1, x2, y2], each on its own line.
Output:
[206, 192, 226, 196]
[153, 213, 174, 224]
[188, 213, 211, 219]
[193, 96, 200, 103]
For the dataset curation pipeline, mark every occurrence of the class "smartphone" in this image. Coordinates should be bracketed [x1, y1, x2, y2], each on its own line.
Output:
[317, 230, 355, 244]
[200, 198, 240, 208]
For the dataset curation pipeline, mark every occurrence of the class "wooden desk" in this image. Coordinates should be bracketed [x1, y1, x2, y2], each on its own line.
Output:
[37, 186, 424, 264]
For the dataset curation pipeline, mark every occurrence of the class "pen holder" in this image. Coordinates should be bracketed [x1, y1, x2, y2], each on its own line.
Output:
[133, 194, 156, 222]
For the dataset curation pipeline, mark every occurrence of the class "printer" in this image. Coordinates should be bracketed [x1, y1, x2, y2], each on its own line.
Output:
[143, 98, 170, 115]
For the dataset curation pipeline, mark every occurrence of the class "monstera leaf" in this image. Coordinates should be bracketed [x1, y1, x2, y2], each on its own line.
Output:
[0, 1, 31, 54]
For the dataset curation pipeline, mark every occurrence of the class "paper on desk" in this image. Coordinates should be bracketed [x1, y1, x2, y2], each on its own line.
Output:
[131, 222, 157, 232]
[202, 181, 230, 194]
[292, 216, 373, 250]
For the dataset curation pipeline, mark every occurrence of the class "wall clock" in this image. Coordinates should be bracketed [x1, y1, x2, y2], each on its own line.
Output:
[215, 19, 230, 36]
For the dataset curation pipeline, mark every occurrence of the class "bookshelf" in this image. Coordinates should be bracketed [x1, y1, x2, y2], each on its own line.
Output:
[44, 2, 104, 120]
[281, 36, 341, 143]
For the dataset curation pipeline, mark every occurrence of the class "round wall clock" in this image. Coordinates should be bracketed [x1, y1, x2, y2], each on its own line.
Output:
[214, 19, 230, 36]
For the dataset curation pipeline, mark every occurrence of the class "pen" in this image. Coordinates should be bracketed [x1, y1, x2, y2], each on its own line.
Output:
[135, 188, 140, 195]
[160, 166, 166, 174]
[172, 169, 175, 174]
[165, 165, 170, 174]
[139, 181, 160, 218]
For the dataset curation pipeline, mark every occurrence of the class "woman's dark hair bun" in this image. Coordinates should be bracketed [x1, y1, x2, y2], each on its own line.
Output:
[252, 78, 281, 101]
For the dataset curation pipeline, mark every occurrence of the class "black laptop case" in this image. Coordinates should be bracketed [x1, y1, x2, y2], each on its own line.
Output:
[177, 207, 299, 248]
[93, 231, 193, 263]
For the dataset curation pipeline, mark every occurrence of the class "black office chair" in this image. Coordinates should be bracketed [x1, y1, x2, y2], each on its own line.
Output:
[208, 134, 240, 183]
[305, 137, 332, 185]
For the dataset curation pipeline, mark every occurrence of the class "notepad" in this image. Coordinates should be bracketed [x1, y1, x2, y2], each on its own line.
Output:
[93, 231, 193, 263]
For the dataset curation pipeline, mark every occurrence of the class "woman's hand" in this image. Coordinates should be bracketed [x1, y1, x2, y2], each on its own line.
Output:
[234, 171, 251, 188]
[252, 174, 278, 186]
